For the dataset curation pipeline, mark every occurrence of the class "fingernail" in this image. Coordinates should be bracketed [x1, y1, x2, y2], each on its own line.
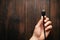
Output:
[41, 16, 43, 19]
[44, 24, 46, 27]
[44, 20, 46, 22]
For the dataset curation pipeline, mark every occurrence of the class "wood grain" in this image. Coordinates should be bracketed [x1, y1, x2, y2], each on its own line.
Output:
[0, 0, 60, 40]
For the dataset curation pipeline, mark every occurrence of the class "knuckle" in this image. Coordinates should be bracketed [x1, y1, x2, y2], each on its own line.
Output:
[47, 18, 49, 20]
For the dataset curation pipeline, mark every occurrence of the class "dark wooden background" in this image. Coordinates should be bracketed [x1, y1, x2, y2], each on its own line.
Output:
[0, 0, 60, 40]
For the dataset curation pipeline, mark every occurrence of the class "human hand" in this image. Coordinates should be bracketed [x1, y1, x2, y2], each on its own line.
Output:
[30, 16, 52, 40]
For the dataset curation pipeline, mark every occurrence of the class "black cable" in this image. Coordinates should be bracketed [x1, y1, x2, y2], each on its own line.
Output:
[41, 9, 46, 40]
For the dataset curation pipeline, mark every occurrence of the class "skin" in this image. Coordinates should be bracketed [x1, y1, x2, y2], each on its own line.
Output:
[30, 16, 52, 40]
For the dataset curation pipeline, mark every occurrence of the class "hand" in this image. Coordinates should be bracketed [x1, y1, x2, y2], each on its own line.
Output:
[30, 16, 52, 40]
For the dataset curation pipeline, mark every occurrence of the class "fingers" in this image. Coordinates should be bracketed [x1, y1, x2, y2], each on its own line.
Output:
[44, 16, 52, 27]
[44, 16, 52, 30]
[44, 16, 52, 37]
[45, 25, 52, 37]
[46, 30, 50, 37]
[44, 21, 52, 27]
[44, 16, 49, 22]
[45, 25, 52, 31]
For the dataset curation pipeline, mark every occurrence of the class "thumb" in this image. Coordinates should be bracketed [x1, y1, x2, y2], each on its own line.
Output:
[36, 16, 43, 27]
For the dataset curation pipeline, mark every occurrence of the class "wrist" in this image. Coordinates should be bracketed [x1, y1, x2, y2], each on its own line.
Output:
[30, 34, 44, 40]
[30, 34, 38, 40]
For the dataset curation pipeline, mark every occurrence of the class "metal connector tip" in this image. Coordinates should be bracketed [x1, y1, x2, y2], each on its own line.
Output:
[41, 9, 46, 16]
[42, 9, 45, 12]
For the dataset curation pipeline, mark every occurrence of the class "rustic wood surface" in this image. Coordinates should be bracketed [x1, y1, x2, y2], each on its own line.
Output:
[0, 0, 60, 40]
